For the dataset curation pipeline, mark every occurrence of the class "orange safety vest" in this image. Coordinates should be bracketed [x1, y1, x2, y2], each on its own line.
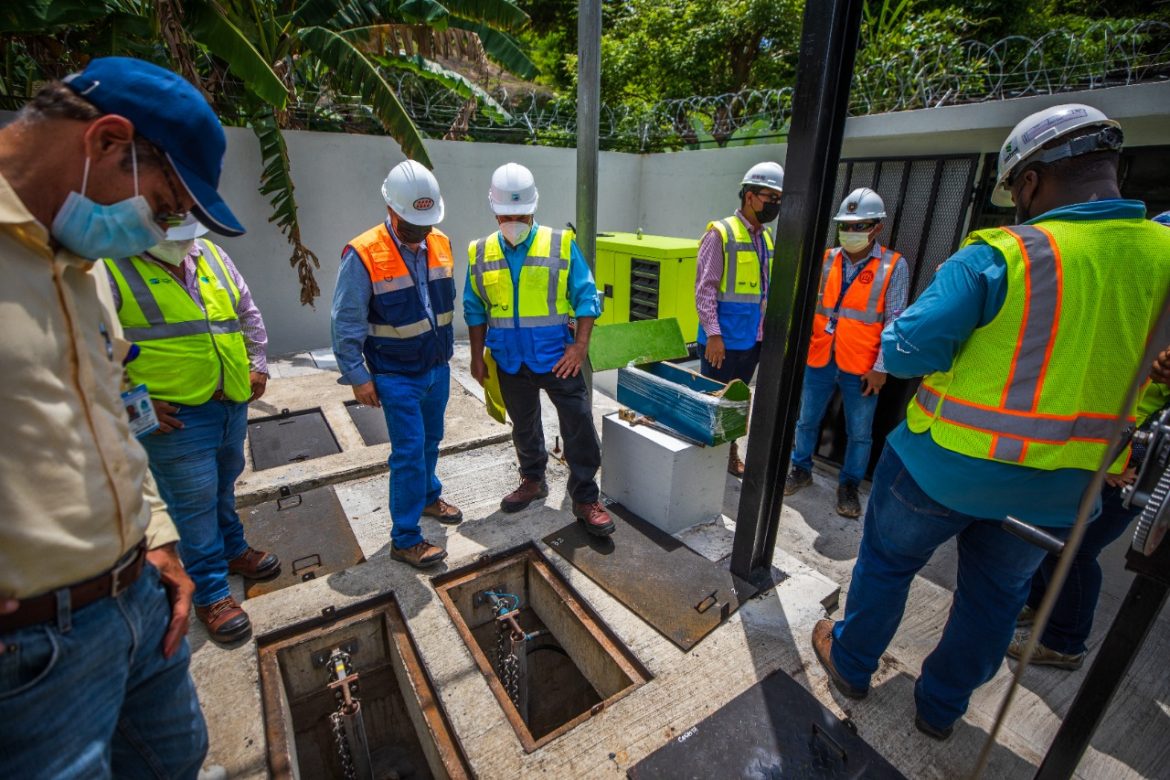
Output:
[347, 224, 455, 374]
[807, 245, 901, 374]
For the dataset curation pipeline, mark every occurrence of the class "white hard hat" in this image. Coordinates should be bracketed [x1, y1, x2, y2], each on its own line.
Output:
[489, 162, 539, 216]
[992, 103, 1122, 207]
[165, 215, 210, 241]
[381, 160, 445, 226]
[741, 161, 784, 193]
[834, 188, 886, 222]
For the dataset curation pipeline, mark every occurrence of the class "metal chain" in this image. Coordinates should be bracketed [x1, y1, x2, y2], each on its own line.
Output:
[495, 622, 522, 708]
[329, 709, 357, 780]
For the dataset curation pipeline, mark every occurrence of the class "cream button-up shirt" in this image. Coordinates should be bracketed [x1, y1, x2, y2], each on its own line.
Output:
[0, 171, 178, 599]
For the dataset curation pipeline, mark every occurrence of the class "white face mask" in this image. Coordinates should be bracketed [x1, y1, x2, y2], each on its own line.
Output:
[147, 239, 195, 266]
[838, 229, 872, 254]
[500, 220, 532, 246]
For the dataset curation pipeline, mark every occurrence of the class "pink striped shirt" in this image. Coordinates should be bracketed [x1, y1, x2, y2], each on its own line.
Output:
[694, 210, 770, 342]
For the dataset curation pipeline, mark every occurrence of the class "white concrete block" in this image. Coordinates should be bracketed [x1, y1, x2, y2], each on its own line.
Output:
[600, 412, 729, 534]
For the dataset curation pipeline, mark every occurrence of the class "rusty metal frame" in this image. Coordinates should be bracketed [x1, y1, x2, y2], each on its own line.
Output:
[432, 542, 651, 753]
[256, 591, 473, 779]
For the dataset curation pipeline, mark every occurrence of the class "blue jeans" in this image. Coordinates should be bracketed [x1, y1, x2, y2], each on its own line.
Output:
[0, 565, 207, 778]
[792, 362, 878, 485]
[140, 400, 250, 608]
[831, 446, 1068, 729]
[1027, 484, 1139, 655]
[375, 365, 449, 549]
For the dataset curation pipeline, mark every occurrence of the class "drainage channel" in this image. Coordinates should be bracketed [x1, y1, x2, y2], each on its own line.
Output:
[257, 593, 471, 779]
[433, 543, 651, 752]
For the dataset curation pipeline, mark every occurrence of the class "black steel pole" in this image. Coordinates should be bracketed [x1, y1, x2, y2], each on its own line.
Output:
[730, 0, 865, 583]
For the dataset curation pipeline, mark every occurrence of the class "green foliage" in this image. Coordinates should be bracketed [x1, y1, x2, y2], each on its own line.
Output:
[853, 2, 989, 113]
[599, 0, 803, 104]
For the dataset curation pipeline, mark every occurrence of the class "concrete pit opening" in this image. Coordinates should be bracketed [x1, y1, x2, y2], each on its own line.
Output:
[433, 544, 651, 752]
[257, 593, 471, 779]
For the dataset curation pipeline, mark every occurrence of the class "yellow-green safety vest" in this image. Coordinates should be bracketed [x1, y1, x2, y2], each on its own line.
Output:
[468, 225, 573, 329]
[906, 218, 1170, 471]
[104, 240, 251, 405]
[708, 216, 774, 302]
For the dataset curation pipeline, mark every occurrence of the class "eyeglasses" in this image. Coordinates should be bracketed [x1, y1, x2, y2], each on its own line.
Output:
[839, 221, 878, 233]
[153, 161, 190, 227]
[753, 190, 782, 204]
[136, 139, 190, 227]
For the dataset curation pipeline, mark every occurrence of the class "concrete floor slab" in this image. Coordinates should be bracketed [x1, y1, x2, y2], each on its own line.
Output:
[190, 346, 1168, 779]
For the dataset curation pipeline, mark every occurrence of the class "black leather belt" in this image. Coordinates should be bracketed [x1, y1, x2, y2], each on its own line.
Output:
[0, 541, 148, 633]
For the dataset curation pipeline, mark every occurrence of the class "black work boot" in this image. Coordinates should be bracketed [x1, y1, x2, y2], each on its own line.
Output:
[836, 483, 862, 518]
[784, 466, 813, 496]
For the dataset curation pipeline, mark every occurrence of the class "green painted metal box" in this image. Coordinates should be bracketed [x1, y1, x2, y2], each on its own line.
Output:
[593, 232, 700, 343]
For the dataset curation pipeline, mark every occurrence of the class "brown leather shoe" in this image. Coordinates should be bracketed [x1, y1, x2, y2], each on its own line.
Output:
[391, 540, 448, 569]
[422, 498, 463, 524]
[196, 596, 252, 644]
[501, 477, 549, 513]
[227, 547, 281, 580]
[728, 441, 745, 478]
[812, 618, 867, 699]
[573, 501, 616, 537]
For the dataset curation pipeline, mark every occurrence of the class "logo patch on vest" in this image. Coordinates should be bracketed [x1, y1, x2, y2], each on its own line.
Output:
[858, 270, 874, 284]
[412, 197, 435, 210]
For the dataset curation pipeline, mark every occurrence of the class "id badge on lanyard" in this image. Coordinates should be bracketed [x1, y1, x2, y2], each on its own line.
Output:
[121, 384, 160, 437]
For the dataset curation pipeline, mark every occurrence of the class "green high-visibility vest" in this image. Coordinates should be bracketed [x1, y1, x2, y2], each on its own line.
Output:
[708, 215, 774, 302]
[906, 217, 1170, 471]
[104, 240, 251, 405]
[467, 225, 573, 329]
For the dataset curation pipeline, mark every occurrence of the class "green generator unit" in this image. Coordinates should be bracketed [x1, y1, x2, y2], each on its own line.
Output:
[593, 231, 701, 343]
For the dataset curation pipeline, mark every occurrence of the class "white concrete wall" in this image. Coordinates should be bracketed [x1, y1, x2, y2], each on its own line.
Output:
[212, 131, 643, 354]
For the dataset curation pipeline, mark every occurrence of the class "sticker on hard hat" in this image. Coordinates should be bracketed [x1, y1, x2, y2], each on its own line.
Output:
[511, 193, 521, 201]
[847, 201, 858, 212]
[413, 197, 435, 210]
[1022, 107, 1087, 144]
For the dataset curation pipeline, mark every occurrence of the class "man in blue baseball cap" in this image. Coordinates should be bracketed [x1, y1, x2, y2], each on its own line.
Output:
[0, 56, 245, 778]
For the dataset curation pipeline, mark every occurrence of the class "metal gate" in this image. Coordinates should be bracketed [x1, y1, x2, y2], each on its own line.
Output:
[812, 154, 982, 477]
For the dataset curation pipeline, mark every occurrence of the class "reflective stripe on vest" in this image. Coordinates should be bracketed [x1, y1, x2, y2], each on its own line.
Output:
[368, 310, 454, 339]
[914, 384, 1119, 461]
[469, 227, 571, 329]
[710, 217, 773, 304]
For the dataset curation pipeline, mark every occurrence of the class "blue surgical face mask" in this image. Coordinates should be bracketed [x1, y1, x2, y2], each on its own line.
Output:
[50, 145, 166, 260]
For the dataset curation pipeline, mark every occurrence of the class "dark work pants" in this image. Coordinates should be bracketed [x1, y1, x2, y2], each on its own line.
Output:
[497, 365, 601, 504]
[699, 342, 761, 385]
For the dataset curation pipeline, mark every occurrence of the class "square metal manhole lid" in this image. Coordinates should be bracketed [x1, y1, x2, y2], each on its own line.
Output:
[344, 400, 389, 446]
[248, 408, 341, 471]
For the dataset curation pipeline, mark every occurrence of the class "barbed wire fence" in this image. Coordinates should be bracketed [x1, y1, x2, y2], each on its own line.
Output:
[287, 20, 1170, 152]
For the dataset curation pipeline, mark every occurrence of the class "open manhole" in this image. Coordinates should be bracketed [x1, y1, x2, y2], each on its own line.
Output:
[345, 400, 390, 446]
[433, 544, 651, 752]
[249, 408, 342, 471]
[257, 592, 472, 779]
